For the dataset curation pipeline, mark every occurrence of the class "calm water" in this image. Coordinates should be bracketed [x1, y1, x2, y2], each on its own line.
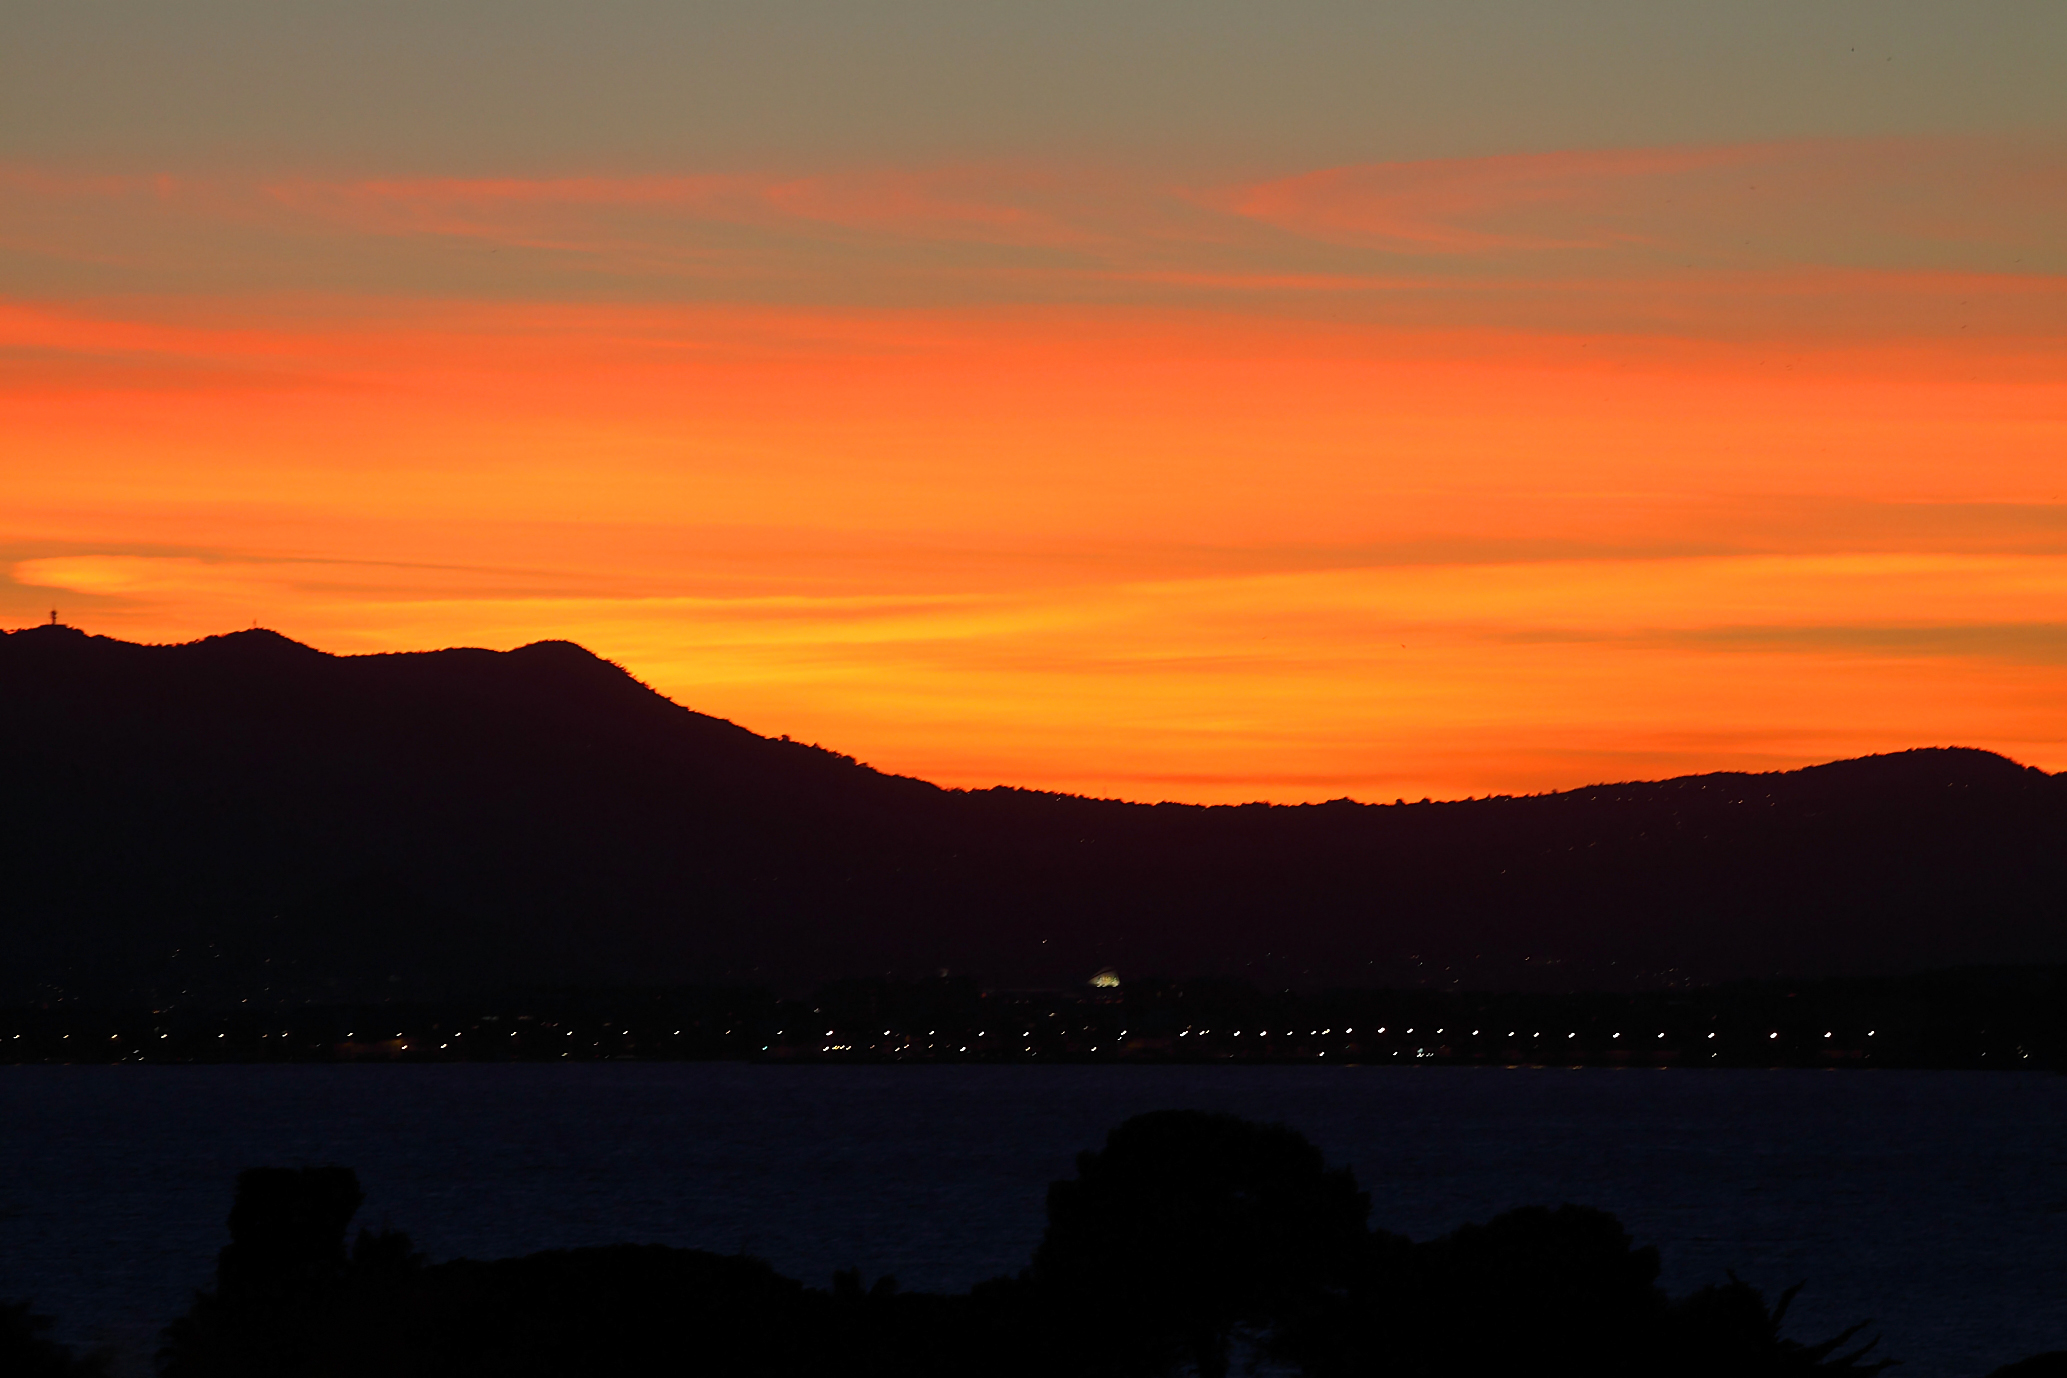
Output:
[2, 1065, 2062, 1375]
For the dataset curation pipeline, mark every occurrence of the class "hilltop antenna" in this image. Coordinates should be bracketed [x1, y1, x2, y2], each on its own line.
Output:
[49, 608, 58, 627]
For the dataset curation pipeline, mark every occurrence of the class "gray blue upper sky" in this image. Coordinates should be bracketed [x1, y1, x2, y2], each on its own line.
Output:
[6, 1, 2066, 173]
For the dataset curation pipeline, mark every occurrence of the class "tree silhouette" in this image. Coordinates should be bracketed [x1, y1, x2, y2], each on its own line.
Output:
[1671, 1275, 1896, 1374]
[159, 1166, 364, 1378]
[0, 1301, 108, 1377]
[1032, 1109, 1370, 1378]
[138, 1123, 1929, 1377]
[1985, 1356, 2067, 1378]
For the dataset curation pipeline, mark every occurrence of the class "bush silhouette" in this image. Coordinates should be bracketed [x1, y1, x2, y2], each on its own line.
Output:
[1401, 1204, 1671, 1375]
[1986, 1356, 2067, 1378]
[1032, 1109, 1370, 1378]
[159, 1166, 365, 1378]
[146, 1114, 1910, 1378]
[1671, 1276, 1895, 1375]
[0, 1301, 107, 1377]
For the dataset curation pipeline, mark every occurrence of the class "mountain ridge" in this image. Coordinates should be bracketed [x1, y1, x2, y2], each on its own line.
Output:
[3, 625, 2062, 999]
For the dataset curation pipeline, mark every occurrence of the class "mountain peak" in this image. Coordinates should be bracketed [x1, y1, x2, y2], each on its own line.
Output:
[1793, 745, 2044, 786]
[1, 627, 2061, 997]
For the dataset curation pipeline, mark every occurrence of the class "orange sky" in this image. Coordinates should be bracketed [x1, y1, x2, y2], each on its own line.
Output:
[6, 78, 2066, 800]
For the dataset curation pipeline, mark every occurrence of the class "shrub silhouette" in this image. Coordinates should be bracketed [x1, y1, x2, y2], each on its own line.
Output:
[1986, 1356, 2067, 1378]
[1032, 1109, 1370, 1378]
[402, 1244, 831, 1377]
[147, 1113, 1912, 1378]
[1403, 1203, 1672, 1375]
[0, 1301, 108, 1377]
[159, 1166, 365, 1378]
[1671, 1275, 1895, 1375]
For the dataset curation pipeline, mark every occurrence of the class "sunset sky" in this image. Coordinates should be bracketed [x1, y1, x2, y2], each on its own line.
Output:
[6, 3, 2065, 802]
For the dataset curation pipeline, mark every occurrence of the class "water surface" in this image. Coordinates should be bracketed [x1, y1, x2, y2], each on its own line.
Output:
[2, 1065, 2061, 1375]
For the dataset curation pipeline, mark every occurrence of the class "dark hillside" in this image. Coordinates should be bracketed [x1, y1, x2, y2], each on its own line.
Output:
[3, 625, 2062, 1000]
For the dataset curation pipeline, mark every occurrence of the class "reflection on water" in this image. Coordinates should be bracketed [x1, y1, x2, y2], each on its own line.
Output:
[1, 1064, 2061, 1376]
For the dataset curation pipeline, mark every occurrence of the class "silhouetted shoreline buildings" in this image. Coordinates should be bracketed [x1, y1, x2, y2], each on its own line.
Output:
[5, 967, 2059, 1070]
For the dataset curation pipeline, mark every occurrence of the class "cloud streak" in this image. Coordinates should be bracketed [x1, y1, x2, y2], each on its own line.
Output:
[7, 137, 2064, 332]
[6, 137, 2067, 799]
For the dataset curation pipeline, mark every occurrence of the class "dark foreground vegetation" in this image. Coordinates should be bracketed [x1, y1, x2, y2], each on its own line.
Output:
[7, 968, 2060, 1070]
[7, 1112, 2065, 1377]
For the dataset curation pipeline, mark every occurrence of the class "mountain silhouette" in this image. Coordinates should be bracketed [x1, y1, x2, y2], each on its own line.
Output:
[3, 624, 2062, 999]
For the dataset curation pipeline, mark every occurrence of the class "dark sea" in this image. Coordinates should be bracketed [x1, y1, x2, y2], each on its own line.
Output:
[2, 1064, 2062, 1376]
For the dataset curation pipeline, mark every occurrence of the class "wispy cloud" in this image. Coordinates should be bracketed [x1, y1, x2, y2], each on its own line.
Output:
[7, 139, 2067, 799]
[1227, 138, 2067, 268]
[7, 139, 2063, 326]
[1230, 145, 1757, 253]
[1670, 622, 2067, 665]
